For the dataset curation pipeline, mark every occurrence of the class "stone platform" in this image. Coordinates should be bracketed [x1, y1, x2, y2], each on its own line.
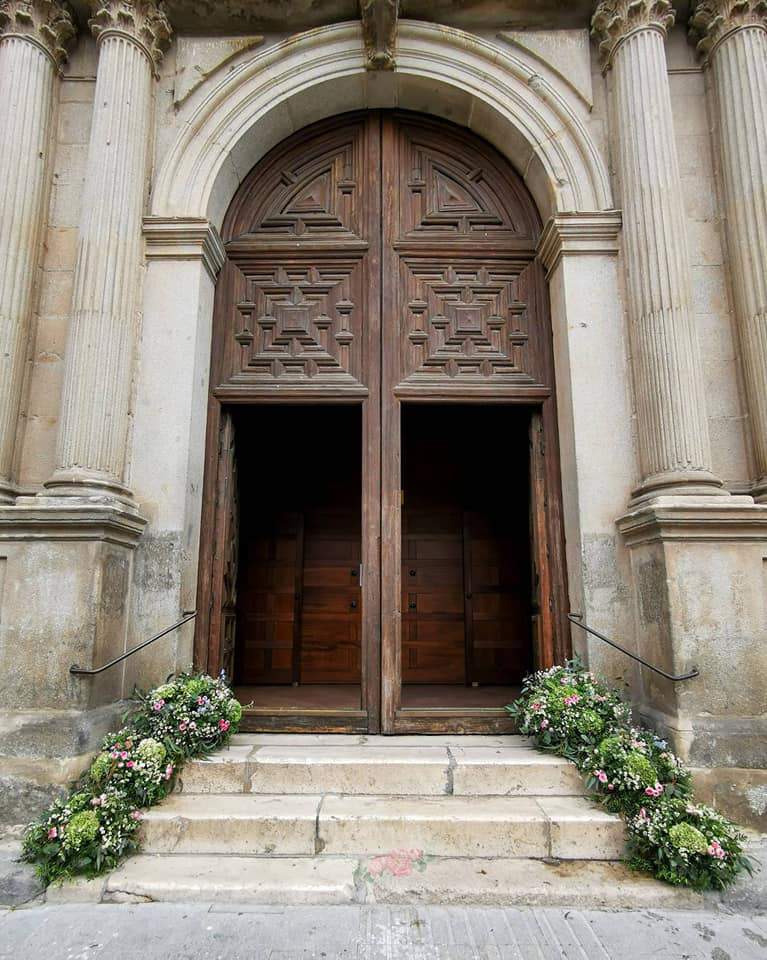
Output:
[35, 734, 706, 908]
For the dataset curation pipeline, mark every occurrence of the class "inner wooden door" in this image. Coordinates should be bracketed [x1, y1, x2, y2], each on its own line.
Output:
[197, 110, 568, 734]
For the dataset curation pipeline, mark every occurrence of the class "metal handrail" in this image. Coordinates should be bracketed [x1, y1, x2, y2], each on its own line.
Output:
[70, 611, 197, 676]
[568, 613, 699, 682]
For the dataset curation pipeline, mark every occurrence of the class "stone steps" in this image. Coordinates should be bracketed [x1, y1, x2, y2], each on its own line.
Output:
[179, 737, 585, 797]
[86, 854, 704, 910]
[50, 733, 686, 907]
[139, 792, 626, 859]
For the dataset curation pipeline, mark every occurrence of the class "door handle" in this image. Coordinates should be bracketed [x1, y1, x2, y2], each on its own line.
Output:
[350, 600, 358, 609]
[409, 569, 416, 576]
[408, 601, 416, 609]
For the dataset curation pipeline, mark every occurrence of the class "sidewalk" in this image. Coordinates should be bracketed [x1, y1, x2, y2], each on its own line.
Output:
[2, 901, 767, 959]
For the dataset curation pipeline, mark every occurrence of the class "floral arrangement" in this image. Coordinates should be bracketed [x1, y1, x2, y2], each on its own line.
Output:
[22, 673, 242, 886]
[507, 660, 751, 890]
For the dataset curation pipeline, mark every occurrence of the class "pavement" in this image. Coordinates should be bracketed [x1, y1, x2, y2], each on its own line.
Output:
[2, 902, 767, 959]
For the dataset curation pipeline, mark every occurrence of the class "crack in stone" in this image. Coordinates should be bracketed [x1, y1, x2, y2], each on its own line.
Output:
[445, 747, 456, 796]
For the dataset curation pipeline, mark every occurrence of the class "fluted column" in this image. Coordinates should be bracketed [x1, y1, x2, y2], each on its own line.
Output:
[45, 0, 170, 501]
[689, 2, 767, 501]
[0, 1, 75, 503]
[593, 1, 724, 500]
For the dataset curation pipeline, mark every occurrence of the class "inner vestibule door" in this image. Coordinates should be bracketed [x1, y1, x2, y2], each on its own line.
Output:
[196, 111, 569, 733]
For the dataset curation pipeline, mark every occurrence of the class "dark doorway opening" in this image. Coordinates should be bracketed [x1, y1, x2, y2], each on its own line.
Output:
[233, 404, 363, 712]
[400, 404, 532, 710]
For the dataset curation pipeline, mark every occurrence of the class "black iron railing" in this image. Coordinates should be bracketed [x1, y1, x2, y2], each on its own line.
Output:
[568, 613, 699, 682]
[69, 611, 197, 677]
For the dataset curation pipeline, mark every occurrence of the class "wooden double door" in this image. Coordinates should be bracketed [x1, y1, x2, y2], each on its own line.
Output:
[196, 111, 569, 733]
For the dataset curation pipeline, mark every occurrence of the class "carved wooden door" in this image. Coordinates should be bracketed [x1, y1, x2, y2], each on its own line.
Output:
[199, 111, 568, 734]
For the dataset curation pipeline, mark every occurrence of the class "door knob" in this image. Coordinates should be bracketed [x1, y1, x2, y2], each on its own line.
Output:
[408, 601, 416, 609]
[409, 569, 416, 576]
[350, 600, 358, 609]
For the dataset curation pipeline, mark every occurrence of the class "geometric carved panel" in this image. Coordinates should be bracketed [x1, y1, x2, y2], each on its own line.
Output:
[233, 262, 365, 387]
[396, 117, 539, 243]
[225, 126, 366, 243]
[399, 262, 535, 387]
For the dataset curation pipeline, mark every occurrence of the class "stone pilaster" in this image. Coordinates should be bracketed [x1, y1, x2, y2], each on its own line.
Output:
[592, 1, 724, 501]
[0, 1, 75, 503]
[689, 1, 767, 501]
[45, 0, 170, 502]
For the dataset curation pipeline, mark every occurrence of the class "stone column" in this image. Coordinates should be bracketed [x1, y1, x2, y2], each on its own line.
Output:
[689, 1, 767, 502]
[592, 1, 724, 501]
[0, 1, 75, 503]
[45, 0, 170, 503]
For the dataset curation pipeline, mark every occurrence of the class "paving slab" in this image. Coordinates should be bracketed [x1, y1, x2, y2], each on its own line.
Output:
[362, 856, 704, 909]
[536, 795, 626, 859]
[140, 794, 321, 855]
[319, 795, 549, 857]
[450, 746, 585, 796]
[250, 745, 451, 795]
[2, 903, 767, 960]
[105, 854, 357, 905]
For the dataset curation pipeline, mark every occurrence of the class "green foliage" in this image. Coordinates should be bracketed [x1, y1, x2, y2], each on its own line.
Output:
[625, 752, 657, 788]
[507, 661, 750, 891]
[22, 672, 242, 887]
[669, 822, 709, 854]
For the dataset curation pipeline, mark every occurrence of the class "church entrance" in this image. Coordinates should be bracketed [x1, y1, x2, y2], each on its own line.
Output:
[195, 111, 569, 733]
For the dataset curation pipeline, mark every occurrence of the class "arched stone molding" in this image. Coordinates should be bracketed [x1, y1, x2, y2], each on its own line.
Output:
[135, 23, 631, 692]
[150, 20, 613, 229]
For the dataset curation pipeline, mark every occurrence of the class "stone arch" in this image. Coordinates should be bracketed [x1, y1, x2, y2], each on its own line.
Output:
[150, 20, 613, 228]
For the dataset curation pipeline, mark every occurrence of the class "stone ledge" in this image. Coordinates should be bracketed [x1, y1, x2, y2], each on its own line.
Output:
[143, 216, 226, 282]
[0, 502, 146, 547]
[616, 495, 767, 544]
[537, 210, 623, 273]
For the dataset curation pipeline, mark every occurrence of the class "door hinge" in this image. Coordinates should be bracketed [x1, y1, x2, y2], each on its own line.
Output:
[358, 563, 364, 586]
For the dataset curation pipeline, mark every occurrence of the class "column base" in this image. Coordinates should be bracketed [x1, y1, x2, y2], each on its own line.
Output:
[617, 496, 767, 824]
[0, 502, 146, 711]
[629, 469, 728, 506]
[43, 469, 137, 511]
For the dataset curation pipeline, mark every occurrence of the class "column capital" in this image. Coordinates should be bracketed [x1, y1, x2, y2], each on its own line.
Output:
[88, 0, 171, 73]
[689, 0, 767, 63]
[592, 0, 675, 68]
[0, 0, 76, 68]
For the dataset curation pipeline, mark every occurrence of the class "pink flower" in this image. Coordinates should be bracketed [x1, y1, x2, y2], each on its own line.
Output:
[120, 751, 128, 760]
[48, 827, 57, 839]
[540, 719, 548, 729]
[608, 784, 615, 791]
[219, 719, 230, 731]
[564, 694, 581, 706]
[165, 764, 174, 780]
[91, 797, 102, 806]
[131, 811, 142, 821]
[644, 783, 664, 798]
[560, 677, 568, 685]
[708, 841, 725, 860]
[189, 722, 196, 729]
[111, 751, 119, 759]
[197, 696, 206, 705]
[179, 723, 187, 731]
[598, 771, 608, 783]
[126, 760, 134, 768]
[115, 743, 122, 750]
[531, 702, 542, 712]
[153, 700, 164, 711]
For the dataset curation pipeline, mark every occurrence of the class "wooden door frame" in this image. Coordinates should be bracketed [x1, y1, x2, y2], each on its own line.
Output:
[196, 109, 570, 735]
[379, 112, 569, 733]
[195, 395, 381, 733]
[379, 395, 569, 734]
